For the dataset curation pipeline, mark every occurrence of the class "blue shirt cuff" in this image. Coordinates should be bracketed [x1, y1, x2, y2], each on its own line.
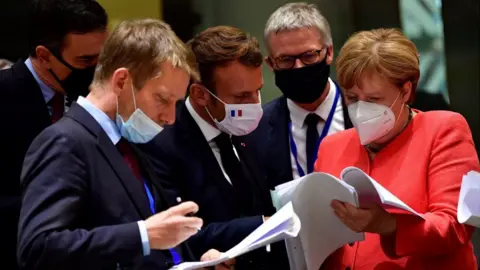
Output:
[137, 220, 151, 256]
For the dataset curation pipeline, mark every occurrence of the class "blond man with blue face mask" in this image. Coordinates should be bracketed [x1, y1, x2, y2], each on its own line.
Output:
[140, 26, 289, 270]
[315, 28, 479, 270]
[18, 19, 235, 270]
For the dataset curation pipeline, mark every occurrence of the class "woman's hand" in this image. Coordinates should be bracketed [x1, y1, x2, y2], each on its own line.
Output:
[331, 200, 397, 235]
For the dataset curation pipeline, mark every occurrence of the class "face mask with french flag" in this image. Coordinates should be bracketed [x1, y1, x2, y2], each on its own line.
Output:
[204, 89, 264, 136]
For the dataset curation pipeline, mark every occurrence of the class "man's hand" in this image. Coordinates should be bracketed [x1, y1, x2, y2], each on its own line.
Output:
[145, 202, 203, 250]
[331, 200, 397, 235]
[200, 249, 235, 270]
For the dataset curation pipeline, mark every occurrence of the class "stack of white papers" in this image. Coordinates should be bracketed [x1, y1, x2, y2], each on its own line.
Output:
[458, 170, 480, 227]
[271, 166, 423, 270]
[169, 202, 301, 270]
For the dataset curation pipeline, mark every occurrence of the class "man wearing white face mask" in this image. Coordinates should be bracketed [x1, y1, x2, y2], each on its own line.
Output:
[18, 19, 236, 270]
[141, 26, 288, 269]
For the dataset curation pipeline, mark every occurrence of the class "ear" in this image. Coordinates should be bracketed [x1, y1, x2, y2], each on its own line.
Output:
[326, 45, 334, 65]
[111, 68, 130, 96]
[265, 56, 274, 71]
[401, 81, 413, 104]
[35, 46, 54, 68]
[189, 83, 210, 107]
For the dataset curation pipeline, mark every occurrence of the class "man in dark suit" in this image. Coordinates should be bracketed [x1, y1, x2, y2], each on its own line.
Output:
[0, 1, 107, 269]
[18, 19, 236, 270]
[140, 26, 288, 269]
[255, 3, 353, 188]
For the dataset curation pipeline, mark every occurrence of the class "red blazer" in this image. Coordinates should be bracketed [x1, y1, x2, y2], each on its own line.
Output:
[315, 110, 479, 270]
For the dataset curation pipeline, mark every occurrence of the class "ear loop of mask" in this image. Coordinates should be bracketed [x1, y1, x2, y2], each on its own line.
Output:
[203, 87, 225, 122]
[116, 78, 138, 121]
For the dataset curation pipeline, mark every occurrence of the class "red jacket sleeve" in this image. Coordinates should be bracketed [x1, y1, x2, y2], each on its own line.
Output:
[388, 112, 479, 257]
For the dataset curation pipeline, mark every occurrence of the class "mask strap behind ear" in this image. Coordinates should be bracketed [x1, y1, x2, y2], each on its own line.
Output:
[130, 79, 137, 110]
[203, 87, 226, 105]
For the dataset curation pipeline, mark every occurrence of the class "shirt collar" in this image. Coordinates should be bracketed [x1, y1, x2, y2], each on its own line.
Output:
[25, 58, 56, 104]
[76, 96, 122, 145]
[185, 97, 221, 142]
[287, 77, 337, 127]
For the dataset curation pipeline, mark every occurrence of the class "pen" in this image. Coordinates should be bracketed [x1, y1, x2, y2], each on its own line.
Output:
[177, 197, 201, 230]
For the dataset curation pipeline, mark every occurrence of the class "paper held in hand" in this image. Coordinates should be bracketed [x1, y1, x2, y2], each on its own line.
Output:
[270, 166, 423, 270]
[169, 202, 301, 270]
[458, 170, 480, 228]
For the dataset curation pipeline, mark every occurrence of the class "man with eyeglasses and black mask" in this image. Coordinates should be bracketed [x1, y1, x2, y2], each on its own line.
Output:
[254, 2, 353, 189]
[0, 1, 107, 269]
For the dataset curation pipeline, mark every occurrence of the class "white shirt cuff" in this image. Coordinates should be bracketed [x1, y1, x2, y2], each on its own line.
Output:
[137, 220, 151, 256]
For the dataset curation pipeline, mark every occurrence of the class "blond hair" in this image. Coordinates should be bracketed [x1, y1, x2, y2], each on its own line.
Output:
[93, 19, 199, 89]
[264, 2, 332, 48]
[336, 28, 420, 103]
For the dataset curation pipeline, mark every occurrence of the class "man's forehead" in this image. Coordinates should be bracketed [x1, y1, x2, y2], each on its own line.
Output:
[63, 31, 107, 56]
[268, 27, 324, 56]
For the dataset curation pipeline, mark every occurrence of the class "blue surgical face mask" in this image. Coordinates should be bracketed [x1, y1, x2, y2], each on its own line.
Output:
[115, 81, 163, 143]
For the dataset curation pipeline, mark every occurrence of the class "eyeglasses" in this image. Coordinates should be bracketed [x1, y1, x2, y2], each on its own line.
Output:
[271, 48, 327, 70]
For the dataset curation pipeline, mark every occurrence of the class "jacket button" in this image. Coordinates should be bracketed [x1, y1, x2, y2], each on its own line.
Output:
[346, 267, 351, 270]
[348, 242, 355, 246]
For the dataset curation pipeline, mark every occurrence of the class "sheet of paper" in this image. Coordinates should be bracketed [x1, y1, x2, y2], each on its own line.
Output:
[169, 202, 300, 270]
[342, 167, 423, 218]
[271, 177, 305, 210]
[276, 172, 364, 270]
[458, 171, 480, 227]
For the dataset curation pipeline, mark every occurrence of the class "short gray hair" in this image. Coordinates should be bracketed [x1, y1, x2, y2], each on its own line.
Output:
[264, 2, 333, 47]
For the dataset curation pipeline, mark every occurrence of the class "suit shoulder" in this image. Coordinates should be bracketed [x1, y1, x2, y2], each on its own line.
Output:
[32, 119, 88, 149]
[420, 110, 465, 122]
[263, 96, 284, 113]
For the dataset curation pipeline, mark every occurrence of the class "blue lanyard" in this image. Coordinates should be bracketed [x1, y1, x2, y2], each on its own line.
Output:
[143, 181, 182, 265]
[288, 88, 340, 177]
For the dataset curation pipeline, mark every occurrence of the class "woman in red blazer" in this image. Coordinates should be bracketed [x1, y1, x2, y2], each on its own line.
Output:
[315, 28, 479, 270]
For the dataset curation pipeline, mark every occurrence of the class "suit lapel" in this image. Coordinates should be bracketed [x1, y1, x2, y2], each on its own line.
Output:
[66, 103, 152, 219]
[268, 97, 294, 185]
[12, 61, 51, 132]
[177, 103, 234, 198]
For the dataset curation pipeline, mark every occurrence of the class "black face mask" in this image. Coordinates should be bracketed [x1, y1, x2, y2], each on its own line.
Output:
[274, 58, 330, 104]
[49, 52, 96, 104]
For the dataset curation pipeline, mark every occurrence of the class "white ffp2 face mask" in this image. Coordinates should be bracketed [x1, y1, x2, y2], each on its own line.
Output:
[348, 94, 402, 145]
[204, 89, 263, 136]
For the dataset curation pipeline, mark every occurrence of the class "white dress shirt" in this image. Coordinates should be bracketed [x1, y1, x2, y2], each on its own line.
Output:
[185, 98, 239, 184]
[286, 78, 345, 179]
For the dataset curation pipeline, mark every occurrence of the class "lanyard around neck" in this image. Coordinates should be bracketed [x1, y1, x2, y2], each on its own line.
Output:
[143, 181, 182, 265]
[288, 87, 340, 177]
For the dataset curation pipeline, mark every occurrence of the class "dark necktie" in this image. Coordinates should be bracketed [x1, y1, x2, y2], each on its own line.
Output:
[305, 113, 321, 173]
[213, 133, 252, 212]
[50, 93, 64, 123]
[116, 138, 183, 265]
[116, 138, 143, 182]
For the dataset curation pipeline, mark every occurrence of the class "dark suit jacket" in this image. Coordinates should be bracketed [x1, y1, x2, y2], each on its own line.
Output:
[139, 101, 289, 269]
[0, 61, 51, 270]
[253, 81, 353, 188]
[18, 103, 253, 270]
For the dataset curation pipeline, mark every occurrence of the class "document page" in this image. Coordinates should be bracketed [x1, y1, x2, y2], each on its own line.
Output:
[458, 171, 480, 227]
[169, 202, 300, 270]
[342, 167, 423, 218]
[285, 172, 364, 270]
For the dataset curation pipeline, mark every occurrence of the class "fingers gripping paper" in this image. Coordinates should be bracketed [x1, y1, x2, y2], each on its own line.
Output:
[169, 202, 301, 270]
[271, 166, 423, 270]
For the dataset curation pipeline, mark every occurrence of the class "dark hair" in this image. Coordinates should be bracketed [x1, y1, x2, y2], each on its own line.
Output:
[29, 0, 108, 57]
[187, 26, 263, 91]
